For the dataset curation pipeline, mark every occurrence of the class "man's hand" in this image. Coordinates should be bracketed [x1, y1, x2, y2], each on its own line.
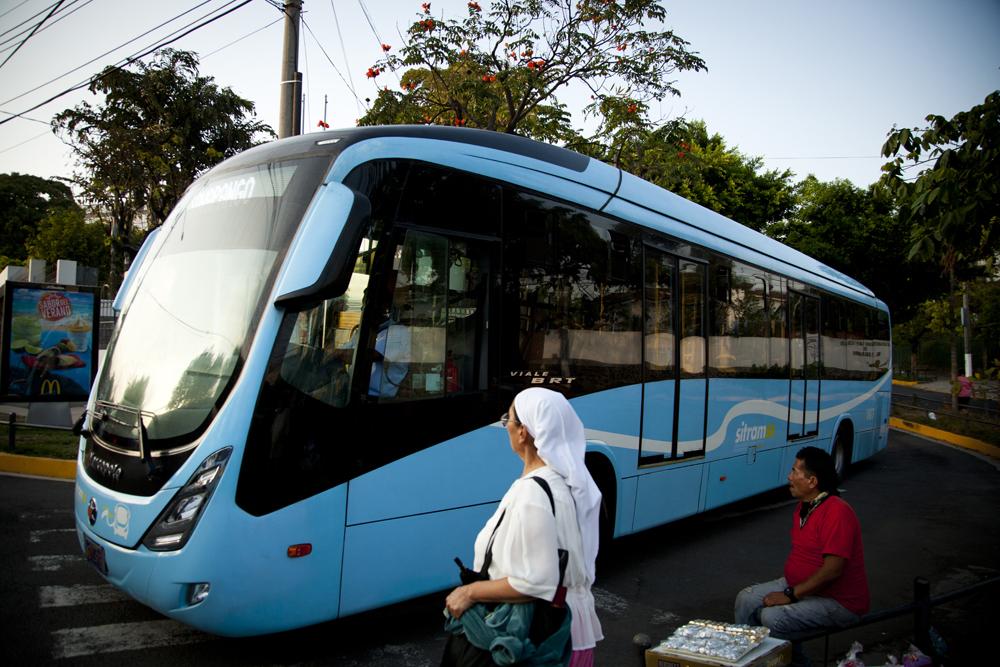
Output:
[763, 590, 793, 607]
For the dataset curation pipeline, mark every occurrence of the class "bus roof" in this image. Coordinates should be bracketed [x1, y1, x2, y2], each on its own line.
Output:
[215, 126, 881, 307]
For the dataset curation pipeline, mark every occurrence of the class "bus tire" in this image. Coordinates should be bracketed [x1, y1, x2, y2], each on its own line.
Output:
[832, 426, 852, 482]
[585, 453, 616, 551]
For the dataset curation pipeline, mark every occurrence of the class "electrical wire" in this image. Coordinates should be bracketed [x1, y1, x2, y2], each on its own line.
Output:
[0, 0, 65, 71]
[0, 128, 52, 155]
[329, 0, 360, 115]
[1, 0, 223, 108]
[0, 0, 254, 127]
[301, 17, 362, 107]
[0, 0, 34, 24]
[0, 0, 90, 52]
[0, 0, 63, 40]
[202, 16, 281, 59]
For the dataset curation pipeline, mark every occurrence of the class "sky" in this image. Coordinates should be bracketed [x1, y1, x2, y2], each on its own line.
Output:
[0, 0, 997, 189]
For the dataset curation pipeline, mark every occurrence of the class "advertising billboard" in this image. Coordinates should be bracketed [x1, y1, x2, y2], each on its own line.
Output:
[1, 282, 99, 402]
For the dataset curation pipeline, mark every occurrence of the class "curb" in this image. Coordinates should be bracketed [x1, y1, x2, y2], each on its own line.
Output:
[891, 379, 920, 387]
[889, 417, 999, 459]
[0, 452, 76, 480]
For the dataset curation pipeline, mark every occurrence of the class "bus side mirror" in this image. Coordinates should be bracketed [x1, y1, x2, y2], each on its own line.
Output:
[274, 182, 372, 310]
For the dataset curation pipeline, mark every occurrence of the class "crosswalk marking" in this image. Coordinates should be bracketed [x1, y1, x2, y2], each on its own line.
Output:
[52, 620, 211, 659]
[29, 554, 78, 571]
[39, 584, 130, 608]
[30, 527, 76, 543]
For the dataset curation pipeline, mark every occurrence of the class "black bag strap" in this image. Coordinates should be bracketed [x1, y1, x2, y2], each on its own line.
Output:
[461, 475, 566, 588]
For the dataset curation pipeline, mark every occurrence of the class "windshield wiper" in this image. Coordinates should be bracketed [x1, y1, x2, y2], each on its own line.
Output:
[94, 400, 163, 479]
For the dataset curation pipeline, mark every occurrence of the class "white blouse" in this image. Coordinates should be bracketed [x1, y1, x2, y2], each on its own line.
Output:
[472, 466, 604, 651]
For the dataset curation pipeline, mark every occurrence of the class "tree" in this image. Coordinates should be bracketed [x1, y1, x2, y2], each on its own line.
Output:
[881, 91, 999, 386]
[53, 49, 273, 286]
[26, 207, 108, 277]
[0, 172, 79, 260]
[767, 176, 942, 321]
[359, 0, 706, 142]
[881, 90, 1000, 274]
[613, 120, 796, 232]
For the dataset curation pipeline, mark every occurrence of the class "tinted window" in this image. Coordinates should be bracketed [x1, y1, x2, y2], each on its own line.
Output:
[502, 190, 642, 395]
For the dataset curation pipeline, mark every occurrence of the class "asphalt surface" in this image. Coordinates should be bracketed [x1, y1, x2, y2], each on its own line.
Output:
[2, 429, 998, 666]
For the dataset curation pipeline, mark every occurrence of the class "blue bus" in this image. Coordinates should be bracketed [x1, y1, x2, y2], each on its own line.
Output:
[74, 126, 891, 636]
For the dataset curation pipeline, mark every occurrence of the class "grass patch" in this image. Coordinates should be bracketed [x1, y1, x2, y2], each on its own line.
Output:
[892, 403, 1000, 447]
[0, 423, 79, 459]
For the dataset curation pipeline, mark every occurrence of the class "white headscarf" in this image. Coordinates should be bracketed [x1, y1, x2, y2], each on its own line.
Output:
[513, 387, 602, 582]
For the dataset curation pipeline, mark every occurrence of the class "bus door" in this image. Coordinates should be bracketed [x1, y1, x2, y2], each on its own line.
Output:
[640, 248, 707, 463]
[788, 292, 820, 438]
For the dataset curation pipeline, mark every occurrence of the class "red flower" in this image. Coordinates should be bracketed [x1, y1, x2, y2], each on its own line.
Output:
[627, 103, 638, 114]
[616, 44, 627, 51]
[452, 118, 467, 126]
[468, 1, 481, 11]
[420, 18, 435, 31]
[422, 2, 431, 12]
[366, 67, 381, 78]
[381, 43, 391, 52]
[677, 151, 686, 158]
[481, 74, 496, 82]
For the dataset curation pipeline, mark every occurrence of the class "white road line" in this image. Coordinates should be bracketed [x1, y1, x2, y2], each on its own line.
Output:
[39, 584, 130, 608]
[29, 554, 78, 571]
[51, 620, 211, 659]
[30, 527, 76, 543]
[592, 586, 630, 616]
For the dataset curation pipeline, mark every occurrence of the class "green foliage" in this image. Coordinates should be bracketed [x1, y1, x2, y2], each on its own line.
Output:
[25, 207, 108, 276]
[53, 49, 273, 287]
[358, 0, 705, 141]
[881, 90, 1000, 273]
[612, 120, 796, 231]
[0, 172, 79, 260]
[768, 176, 942, 319]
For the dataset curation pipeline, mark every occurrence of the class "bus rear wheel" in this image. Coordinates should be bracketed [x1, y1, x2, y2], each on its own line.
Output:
[832, 430, 850, 481]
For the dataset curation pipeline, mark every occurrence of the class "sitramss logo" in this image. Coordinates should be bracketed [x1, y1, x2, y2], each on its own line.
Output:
[735, 421, 776, 444]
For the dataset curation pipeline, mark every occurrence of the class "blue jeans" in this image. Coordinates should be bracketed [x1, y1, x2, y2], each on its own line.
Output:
[734, 577, 860, 636]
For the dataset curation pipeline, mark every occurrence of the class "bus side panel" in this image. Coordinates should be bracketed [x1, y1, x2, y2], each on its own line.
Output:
[345, 427, 517, 525]
[703, 448, 783, 511]
[704, 379, 788, 458]
[571, 386, 643, 477]
[632, 463, 702, 532]
[340, 504, 495, 616]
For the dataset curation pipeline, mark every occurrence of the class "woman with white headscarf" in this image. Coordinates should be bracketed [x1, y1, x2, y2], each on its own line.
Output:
[444, 388, 604, 666]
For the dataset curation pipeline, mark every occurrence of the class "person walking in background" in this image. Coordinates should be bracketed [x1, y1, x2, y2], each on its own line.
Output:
[734, 446, 869, 665]
[442, 388, 604, 666]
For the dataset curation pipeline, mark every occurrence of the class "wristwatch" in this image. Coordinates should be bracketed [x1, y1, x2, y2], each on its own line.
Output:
[783, 586, 798, 602]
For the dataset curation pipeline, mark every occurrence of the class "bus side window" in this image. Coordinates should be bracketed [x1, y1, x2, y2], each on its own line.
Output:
[368, 229, 491, 401]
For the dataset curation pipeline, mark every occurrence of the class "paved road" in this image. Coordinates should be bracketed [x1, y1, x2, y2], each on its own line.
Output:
[2, 430, 997, 665]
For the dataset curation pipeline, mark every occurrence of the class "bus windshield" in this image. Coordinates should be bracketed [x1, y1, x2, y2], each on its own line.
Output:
[94, 156, 330, 446]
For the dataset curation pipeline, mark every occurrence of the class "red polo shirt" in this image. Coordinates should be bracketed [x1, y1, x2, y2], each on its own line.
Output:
[784, 495, 870, 616]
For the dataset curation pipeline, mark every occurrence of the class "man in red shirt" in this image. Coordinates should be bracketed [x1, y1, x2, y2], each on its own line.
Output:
[735, 446, 869, 649]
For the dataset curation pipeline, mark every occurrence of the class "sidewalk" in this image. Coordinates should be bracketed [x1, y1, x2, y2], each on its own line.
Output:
[890, 378, 999, 460]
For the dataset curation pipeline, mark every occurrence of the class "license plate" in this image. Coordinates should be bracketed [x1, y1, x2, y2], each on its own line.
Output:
[83, 534, 108, 575]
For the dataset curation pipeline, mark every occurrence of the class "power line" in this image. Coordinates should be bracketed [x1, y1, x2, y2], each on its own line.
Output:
[301, 17, 362, 107]
[203, 16, 282, 59]
[0, 0, 34, 24]
[0, 0, 63, 41]
[0, 0, 65, 71]
[0, 0, 86, 51]
[0, 0, 254, 127]
[329, 0, 360, 115]
[0, 0, 90, 53]
[1, 0, 222, 108]
[0, 128, 52, 155]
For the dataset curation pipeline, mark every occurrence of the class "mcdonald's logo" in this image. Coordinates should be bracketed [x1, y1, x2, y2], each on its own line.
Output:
[40, 378, 62, 395]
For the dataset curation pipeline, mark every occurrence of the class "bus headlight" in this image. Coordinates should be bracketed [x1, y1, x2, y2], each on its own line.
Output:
[142, 447, 232, 551]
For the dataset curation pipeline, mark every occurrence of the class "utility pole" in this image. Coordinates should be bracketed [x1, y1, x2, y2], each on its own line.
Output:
[278, 0, 302, 139]
[962, 290, 973, 377]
